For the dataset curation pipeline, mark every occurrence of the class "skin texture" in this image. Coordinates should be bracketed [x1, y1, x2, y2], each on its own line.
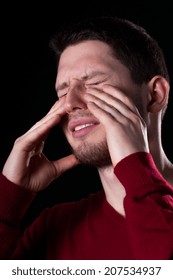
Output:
[2, 40, 173, 214]
[2, 99, 79, 192]
[57, 41, 149, 165]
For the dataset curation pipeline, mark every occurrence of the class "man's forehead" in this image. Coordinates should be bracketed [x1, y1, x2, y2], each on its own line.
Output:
[59, 40, 113, 62]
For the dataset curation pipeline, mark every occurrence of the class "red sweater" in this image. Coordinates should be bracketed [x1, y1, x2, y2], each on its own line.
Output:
[0, 152, 173, 260]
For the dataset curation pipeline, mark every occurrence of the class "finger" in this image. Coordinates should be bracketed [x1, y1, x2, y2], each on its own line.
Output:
[86, 87, 140, 120]
[15, 98, 67, 153]
[86, 101, 118, 125]
[27, 141, 45, 166]
[103, 84, 137, 111]
[31, 140, 45, 156]
[87, 99, 146, 132]
[46, 97, 66, 115]
[26, 98, 66, 135]
[17, 114, 63, 152]
[101, 85, 146, 123]
[52, 154, 79, 178]
[87, 85, 138, 114]
[85, 92, 134, 122]
[27, 111, 63, 134]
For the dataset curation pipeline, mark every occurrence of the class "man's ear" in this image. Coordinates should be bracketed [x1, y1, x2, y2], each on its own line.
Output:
[147, 76, 170, 113]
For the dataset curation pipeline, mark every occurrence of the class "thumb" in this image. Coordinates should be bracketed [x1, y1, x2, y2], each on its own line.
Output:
[52, 154, 79, 178]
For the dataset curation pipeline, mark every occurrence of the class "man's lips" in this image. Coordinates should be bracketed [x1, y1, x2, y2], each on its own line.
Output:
[68, 117, 99, 132]
[68, 117, 100, 138]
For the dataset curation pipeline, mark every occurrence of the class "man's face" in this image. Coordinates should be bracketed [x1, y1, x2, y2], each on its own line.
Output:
[55, 40, 147, 167]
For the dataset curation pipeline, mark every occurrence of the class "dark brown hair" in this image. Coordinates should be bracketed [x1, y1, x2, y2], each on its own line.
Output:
[49, 16, 170, 85]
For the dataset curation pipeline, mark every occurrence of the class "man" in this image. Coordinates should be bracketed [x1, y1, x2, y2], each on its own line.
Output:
[0, 16, 173, 259]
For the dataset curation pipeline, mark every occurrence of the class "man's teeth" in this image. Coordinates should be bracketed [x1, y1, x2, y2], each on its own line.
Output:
[74, 123, 94, 131]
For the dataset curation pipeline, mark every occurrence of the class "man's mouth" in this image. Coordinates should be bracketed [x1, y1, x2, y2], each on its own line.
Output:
[74, 123, 95, 131]
[68, 118, 99, 138]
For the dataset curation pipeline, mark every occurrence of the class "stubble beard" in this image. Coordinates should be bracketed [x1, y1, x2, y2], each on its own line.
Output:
[71, 139, 112, 168]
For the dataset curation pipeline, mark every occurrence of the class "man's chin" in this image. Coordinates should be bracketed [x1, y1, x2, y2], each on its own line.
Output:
[72, 141, 112, 168]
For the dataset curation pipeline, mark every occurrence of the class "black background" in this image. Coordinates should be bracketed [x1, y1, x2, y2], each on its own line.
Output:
[1, 2, 173, 226]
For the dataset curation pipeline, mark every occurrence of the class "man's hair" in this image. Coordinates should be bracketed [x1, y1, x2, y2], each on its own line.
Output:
[49, 16, 170, 85]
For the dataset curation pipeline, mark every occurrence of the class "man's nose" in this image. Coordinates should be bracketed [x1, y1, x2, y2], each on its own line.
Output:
[65, 83, 87, 113]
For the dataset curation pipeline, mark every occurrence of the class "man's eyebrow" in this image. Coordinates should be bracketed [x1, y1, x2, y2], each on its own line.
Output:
[56, 71, 106, 91]
[56, 82, 68, 92]
[81, 71, 106, 80]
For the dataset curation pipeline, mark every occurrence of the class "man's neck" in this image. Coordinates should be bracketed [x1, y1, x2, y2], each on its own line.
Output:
[148, 116, 173, 186]
[98, 165, 126, 216]
[148, 134, 173, 186]
[150, 147, 173, 186]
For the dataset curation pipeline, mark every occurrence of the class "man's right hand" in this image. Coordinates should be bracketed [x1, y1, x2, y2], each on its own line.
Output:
[2, 98, 79, 192]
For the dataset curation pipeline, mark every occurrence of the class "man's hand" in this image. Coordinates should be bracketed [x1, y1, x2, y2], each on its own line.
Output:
[85, 84, 149, 166]
[2, 98, 79, 192]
